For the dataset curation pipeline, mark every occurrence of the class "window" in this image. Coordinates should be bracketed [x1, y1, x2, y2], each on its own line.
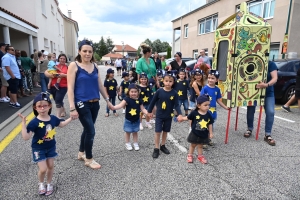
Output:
[237, 0, 275, 19]
[184, 24, 188, 38]
[44, 38, 49, 47]
[41, 0, 46, 16]
[269, 43, 279, 61]
[193, 50, 198, 59]
[198, 14, 218, 35]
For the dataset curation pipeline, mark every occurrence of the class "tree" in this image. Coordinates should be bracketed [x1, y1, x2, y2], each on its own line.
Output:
[167, 46, 172, 59]
[152, 39, 162, 53]
[106, 37, 114, 52]
[94, 52, 101, 61]
[139, 38, 171, 54]
[98, 36, 108, 58]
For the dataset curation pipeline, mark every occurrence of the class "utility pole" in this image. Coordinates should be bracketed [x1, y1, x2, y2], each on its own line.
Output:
[121, 41, 124, 56]
[282, 0, 293, 59]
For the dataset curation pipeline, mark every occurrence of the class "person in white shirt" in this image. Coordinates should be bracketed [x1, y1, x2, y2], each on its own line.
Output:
[197, 49, 210, 65]
[114, 58, 122, 76]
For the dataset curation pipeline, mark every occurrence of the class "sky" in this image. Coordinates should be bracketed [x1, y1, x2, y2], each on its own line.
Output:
[58, 0, 206, 50]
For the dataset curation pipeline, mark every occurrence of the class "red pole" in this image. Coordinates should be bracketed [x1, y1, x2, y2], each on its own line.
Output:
[256, 106, 263, 140]
[225, 108, 231, 144]
[235, 107, 239, 131]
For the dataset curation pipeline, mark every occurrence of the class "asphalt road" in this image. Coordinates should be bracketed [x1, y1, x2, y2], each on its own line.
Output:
[0, 65, 300, 199]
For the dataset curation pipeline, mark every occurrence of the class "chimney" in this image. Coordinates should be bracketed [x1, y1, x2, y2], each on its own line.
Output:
[68, 10, 72, 18]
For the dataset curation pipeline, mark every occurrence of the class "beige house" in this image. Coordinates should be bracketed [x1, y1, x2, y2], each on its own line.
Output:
[172, 0, 299, 60]
[0, 0, 78, 57]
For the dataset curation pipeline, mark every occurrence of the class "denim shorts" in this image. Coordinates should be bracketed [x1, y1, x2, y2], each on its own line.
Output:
[155, 117, 172, 133]
[32, 146, 58, 163]
[178, 99, 189, 110]
[124, 119, 140, 133]
[189, 101, 196, 109]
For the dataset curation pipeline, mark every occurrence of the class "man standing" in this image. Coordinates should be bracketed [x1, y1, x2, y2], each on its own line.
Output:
[121, 56, 127, 72]
[197, 49, 210, 65]
[2, 46, 21, 108]
[114, 57, 122, 76]
[15, 49, 28, 97]
[0, 43, 10, 103]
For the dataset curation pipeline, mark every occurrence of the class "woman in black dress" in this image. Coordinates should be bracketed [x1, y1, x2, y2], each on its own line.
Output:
[167, 52, 188, 78]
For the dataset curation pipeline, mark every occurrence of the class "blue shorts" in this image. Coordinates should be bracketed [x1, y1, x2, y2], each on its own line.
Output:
[32, 146, 57, 163]
[178, 99, 189, 111]
[155, 117, 172, 133]
[124, 119, 140, 133]
[189, 101, 196, 109]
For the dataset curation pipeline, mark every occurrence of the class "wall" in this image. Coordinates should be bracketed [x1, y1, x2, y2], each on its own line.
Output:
[173, 0, 290, 58]
[287, 0, 300, 56]
[10, 29, 30, 53]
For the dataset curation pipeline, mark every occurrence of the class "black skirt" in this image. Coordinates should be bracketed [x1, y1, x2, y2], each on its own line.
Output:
[187, 131, 209, 144]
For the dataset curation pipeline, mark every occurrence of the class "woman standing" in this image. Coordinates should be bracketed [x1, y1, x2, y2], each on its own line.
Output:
[38, 52, 50, 93]
[20, 50, 34, 95]
[67, 40, 110, 169]
[161, 56, 166, 70]
[153, 52, 162, 70]
[44, 54, 68, 118]
[167, 52, 188, 78]
[136, 43, 156, 83]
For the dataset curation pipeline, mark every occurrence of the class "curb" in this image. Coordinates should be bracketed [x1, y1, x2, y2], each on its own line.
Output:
[0, 99, 34, 142]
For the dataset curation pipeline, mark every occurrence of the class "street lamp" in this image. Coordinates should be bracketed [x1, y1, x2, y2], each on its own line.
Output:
[121, 41, 124, 56]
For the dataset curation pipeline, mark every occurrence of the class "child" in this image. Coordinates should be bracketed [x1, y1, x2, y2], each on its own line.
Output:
[129, 68, 138, 83]
[177, 94, 214, 164]
[174, 68, 189, 116]
[200, 70, 230, 145]
[109, 83, 148, 151]
[119, 72, 130, 113]
[138, 72, 153, 130]
[47, 53, 61, 90]
[147, 71, 183, 158]
[104, 68, 118, 117]
[156, 69, 164, 89]
[18, 92, 73, 195]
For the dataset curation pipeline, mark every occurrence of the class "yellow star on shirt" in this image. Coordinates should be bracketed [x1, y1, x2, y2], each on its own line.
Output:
[142, 96, 149, 102]
[209, 96, 212, 101]
[109, 86, 114, 90]
[171, 113, 174, 117]
[112, 80, 115, 83]
[162, 101, 166, 109]
[129, 108, 137, 116]
[107, 79, 109, 81]
[177, 80, 179, 83]
[124, 88, 128, 94]
[170, 96, 174, 100]
[199, 119, 209, 129]
[178, 90, 183, 96]
[46, 129, 56, 139]
[196, 115, 200, 120]
[147, 88, 149, 91]
[136, 100, 139, 104]
[209, 107, 216, 114]
[38, 122, 45, 128]
[141, 92, 144, 95]
[183, 82, 186, 85]
[37, 139, 44, 144]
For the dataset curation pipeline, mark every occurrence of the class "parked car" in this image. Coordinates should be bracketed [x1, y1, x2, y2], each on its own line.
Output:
[273, 59, 300, 103]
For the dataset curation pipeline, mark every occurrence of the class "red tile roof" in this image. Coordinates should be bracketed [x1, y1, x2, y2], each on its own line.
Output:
[0, 7, 39, 29]
[103, 53, 123, 59]
[114, 44, 137, 52]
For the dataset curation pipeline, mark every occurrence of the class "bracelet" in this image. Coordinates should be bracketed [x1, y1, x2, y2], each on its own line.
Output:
[70, 109, 76, 112]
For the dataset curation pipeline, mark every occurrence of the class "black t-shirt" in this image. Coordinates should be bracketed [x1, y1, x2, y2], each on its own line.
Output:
[124, 97, 142, 122]
[174, 79, 189, 100]
[138, 85, 153, 105]
[120, 80, 129, 95]
[187, 110, 214, 138]
[104, 78, 118, 97]
[170, 60, 187, 71]
[296, 68, 300, 91]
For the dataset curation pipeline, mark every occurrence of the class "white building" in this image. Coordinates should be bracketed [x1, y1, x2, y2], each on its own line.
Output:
[0, 0, 78, 56]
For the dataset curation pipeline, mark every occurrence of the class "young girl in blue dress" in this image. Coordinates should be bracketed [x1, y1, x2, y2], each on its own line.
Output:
[104, 68, 118, 117]
[18, 92, 73, 195]
[109, 83, 148, 151]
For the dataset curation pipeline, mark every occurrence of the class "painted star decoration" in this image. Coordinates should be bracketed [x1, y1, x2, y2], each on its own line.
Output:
[109, 86, 114, 90]
[170, 96, 174, 100]
[178, 90, 183, 96]
[199, 119, 209, 129]
[129, 108, 137, 116]
[37, 139, 44, 144]
[46, 129, 56, 140]
[142, 96, 149, 102]
[38, 122, 45, 128]
[209, 107, 216, 114]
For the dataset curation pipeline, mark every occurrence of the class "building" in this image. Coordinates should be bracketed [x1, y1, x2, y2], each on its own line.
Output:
[0, 0, 79, 57]
[62, 10, 79, 61]
[112, 44, 137, 59]
[172, 0, 299, 60]
[101, 53, 123, 61]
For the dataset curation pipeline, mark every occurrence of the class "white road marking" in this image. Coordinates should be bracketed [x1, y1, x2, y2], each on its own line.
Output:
[167, 133, 187, 153]
[239, 107, 295, 123]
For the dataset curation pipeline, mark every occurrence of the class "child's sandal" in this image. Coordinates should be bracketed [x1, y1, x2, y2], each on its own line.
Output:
[38, 183, 46, 195]
[77, 153, 86, 161]
[264, 135, 276, 146]
[187, 154, 193, 163]
[244, 130, 252, 138]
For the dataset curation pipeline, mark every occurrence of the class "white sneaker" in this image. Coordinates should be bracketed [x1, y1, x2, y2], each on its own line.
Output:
[145, 122, 152, 129]
[189, 127, 192, 133]
[122, 109, 126, 114]
[149, 119, 155, 124]
[0, 97, 9, 103]
[140, 123, 144, 130]
[5, 96, 10, 100]
[133, 143, 140, 151]
[125, 143, 133, 150]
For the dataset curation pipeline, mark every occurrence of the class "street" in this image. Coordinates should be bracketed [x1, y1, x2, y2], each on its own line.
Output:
[0, 65, 300, 199]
